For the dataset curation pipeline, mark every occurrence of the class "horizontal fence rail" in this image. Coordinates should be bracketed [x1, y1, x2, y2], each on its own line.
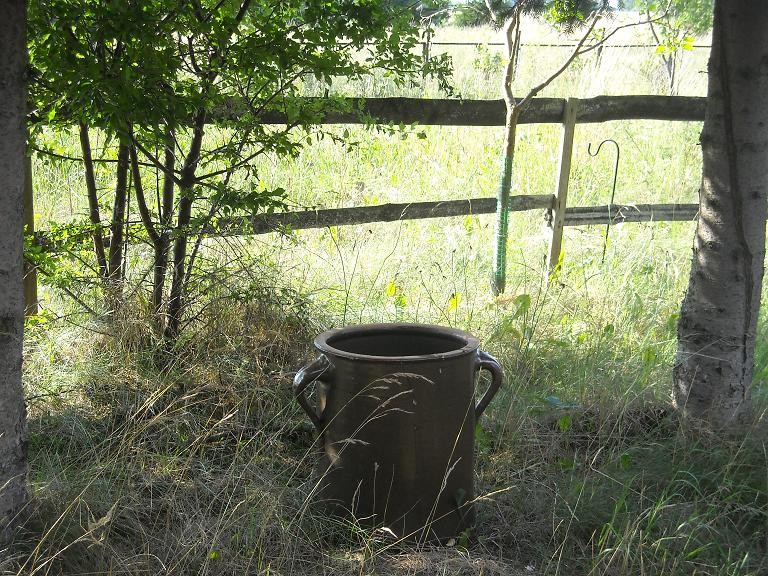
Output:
[564, 203, 699, 226]
[217, 197, 699, 236]
[34, 197, 698, 244]
[239, 195, 551, 235]
[214, 95, 706, 126]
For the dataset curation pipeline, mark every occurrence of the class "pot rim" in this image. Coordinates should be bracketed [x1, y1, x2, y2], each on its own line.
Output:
[314, 322, 480, 362]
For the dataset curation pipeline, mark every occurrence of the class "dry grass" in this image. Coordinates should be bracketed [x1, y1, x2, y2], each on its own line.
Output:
[4, 295, 767, 575]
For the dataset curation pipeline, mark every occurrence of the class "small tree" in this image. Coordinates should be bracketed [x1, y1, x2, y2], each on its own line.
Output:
[29, 0, 451, 343]
[485, 0, 651, 293]
[638, 0, 714, 94]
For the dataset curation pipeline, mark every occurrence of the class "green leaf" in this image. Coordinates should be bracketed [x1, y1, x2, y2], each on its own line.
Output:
[642, 346, 657, 364]
[447, 292, 461, 312]
[557, 413, 573, 432]
[666, 313, 680, 331]
[618, 452, 632, 471]
[474, 422, 491, 450]
[512, 293, 531, 319]
[457, 528, 471, 549]
[385, 281, 397, 297]
[558, 457, 575, 471]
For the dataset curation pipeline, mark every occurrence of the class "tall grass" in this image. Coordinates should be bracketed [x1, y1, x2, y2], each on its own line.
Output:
[9, 19, 768, 576]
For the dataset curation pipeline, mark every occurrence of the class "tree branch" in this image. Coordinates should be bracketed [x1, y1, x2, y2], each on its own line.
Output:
[516, 13, 601, 111]
[130, 136, 184, 187]
[129, 144, 161, 244]
[78, 122, 109, 279]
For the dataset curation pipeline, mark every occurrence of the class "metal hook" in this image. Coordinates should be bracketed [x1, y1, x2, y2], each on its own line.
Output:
[587, 139, 620, 263]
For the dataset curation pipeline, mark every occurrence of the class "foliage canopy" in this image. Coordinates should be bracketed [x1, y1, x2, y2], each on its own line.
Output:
[453, 0, 609, 29]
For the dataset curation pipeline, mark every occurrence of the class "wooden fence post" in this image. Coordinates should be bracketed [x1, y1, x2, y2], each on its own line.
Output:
[547, 97, 579, 275]
[24, 154, 38, 316]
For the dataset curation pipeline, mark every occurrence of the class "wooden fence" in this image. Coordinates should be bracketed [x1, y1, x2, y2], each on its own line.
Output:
[25, 94, 705, 311]
[224, 94, 704, 287]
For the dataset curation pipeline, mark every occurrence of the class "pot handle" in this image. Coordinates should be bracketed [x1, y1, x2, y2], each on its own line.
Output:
[293, 354, 334, 434]
[475, 350, 503, 421]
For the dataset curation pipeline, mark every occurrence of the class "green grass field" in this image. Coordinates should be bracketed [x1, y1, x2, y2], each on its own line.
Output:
[7, 19, 768, 576]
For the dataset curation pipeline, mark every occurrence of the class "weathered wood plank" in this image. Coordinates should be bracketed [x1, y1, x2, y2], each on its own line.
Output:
[508, 194, 555, 211]
[220, 194, 554, 235]
[33, 198, 697, 243]
[575, 96, 705, 123]
[247, 198, 497, 234]
[216, 95, 706, 127]
[35, 95, 706, 127]
[564, 203, 699, 226]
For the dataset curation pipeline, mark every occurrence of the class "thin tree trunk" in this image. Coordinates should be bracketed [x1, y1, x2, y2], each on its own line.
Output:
[129, 143, 162, 325]
[0, 0, 28, 542]
[647, 16, 677, 96]
[107, 138, 129, 292]
[152, 139, 175, 317]
[164, 113, 206, 341]
[493, 107, 519, 294]
[161, 3, 248, 340]
[78, 123, 109, 281]
[164, 196, 192, 340]
[666, 53, 677, 96]
[674, 1, 768, 428]
[493, 13, 522, 295]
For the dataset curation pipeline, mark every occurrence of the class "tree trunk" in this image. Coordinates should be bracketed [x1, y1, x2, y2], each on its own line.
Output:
[164, 195, 192, 341]
[152, 141, 175, 317]
[0, 0, 28, 543]
[674, 1, 768, 428]
[164, 112, 206, 342]
[493, 13, 522, 295]
[107, 138, 129, 291]
[493, 107, 519, 294]
[79, 123, 109, 281]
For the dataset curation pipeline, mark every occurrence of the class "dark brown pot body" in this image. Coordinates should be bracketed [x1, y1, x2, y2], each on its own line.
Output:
[294, 323, 502, 541]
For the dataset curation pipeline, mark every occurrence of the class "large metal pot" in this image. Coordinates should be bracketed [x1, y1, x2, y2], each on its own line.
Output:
[293, 323, 503, 541]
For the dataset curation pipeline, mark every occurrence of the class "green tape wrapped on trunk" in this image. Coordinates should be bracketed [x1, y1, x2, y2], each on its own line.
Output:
[493, 154, 513, 294]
